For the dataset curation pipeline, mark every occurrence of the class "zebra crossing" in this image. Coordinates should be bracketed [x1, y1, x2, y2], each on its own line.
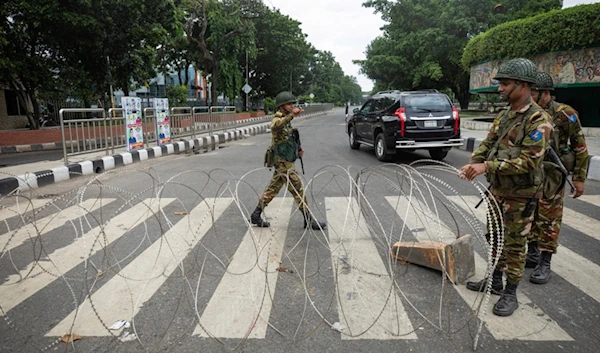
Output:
[1, 193, 599, 349]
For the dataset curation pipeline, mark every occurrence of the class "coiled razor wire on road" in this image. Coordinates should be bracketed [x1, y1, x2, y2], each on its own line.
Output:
[0, 161, 506, 352]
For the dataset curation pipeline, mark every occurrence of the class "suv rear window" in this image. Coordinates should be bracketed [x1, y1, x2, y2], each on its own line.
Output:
[404, 95, 451, 113]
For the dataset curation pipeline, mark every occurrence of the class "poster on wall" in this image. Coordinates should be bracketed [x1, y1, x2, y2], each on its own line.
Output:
[154, 98, 171, 145]
[122, 96, 144, 152]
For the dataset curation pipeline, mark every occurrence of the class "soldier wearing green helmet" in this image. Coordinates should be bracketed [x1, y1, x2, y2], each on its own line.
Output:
[527, 71, 589, 285]
[250, 91, 326, 230]
[458, 58, 553, 317]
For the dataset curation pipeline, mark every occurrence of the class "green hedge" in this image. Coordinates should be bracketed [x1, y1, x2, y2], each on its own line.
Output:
[462, 4, 600, 69]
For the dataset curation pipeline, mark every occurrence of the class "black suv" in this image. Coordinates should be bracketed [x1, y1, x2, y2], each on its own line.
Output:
[346, 90, 464, 161]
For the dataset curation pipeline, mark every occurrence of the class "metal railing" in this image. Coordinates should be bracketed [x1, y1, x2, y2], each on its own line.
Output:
[60, 108, 114, 164]
[58, 103, 334, 164]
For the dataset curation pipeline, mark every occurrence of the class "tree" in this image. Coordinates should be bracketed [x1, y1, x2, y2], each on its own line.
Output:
[249, 7, 312, 98]
[0, 0, 177, 128]
[184, 0, 262, 105]
[355, 0, 562, 108]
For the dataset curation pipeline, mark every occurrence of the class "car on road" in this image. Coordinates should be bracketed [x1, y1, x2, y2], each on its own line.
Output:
[346, 90, 464, 161]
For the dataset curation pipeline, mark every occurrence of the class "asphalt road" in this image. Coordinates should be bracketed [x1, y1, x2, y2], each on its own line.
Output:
[1, 108, 599, 353]
[0, 149, 63, 168]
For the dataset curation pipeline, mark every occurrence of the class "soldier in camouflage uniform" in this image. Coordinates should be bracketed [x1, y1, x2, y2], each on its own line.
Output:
[458, 58, 553, 316]
[250, 91, 326, 230]
[526, 72, 589, 284]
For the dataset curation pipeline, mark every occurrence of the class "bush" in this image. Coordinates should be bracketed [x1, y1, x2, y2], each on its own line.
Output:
[166, 85, 188, 108]
[263, 97, 276, 114]
[462, 4, 600, 69]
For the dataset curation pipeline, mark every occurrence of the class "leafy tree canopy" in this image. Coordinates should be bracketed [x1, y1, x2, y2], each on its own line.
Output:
[355, 0, 561, 108]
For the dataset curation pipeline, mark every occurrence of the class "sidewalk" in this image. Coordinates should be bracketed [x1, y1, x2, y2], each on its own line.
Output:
[458, 121, 600, 182]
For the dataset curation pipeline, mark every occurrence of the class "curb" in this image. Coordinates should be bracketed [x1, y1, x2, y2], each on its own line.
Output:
[454, 137, 600, 182]
[0, 112, 328, 195]
[0, 116, 273, 155]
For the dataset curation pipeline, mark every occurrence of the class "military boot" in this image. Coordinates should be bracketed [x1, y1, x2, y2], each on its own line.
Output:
[303, 211, 326, 230]
[530, 251, 552, 284]
[493, 282, 519, 316]
[250, 206, 270, 227]
[466, 269, 504, 295]
[525, 241, 541, 268]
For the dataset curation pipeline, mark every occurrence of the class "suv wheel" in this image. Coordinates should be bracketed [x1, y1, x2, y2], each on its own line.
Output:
[349, 126, 360, 150]
[429, 148, 449, 161]
[375, 133, 391, 161]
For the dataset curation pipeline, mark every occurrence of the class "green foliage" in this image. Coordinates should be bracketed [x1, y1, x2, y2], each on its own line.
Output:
[166, 85, 188, 107]
[357, 0, 561, 108]
[263, 96, 276, 113]
[462, 3, 600, 68]
[0, 0, 176, 128]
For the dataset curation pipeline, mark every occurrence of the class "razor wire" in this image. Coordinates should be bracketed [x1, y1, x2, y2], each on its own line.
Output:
[0, 161, 505, 352]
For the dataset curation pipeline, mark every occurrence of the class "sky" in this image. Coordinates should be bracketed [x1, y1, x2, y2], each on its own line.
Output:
[266, 0, 599, 93]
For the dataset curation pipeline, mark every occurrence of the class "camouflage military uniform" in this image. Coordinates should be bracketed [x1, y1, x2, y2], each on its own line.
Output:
[259, 111, 307, 212]
[531, 101, 589, 253]
[470, 102, 553, 284]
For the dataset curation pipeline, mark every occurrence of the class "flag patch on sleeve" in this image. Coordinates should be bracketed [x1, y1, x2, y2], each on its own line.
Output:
[530, 130, 542, 142]
[568, 114, 578, 123]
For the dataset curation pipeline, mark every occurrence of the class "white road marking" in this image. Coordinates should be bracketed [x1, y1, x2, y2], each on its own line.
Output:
[389, 196, 573, 341]
[46, 198, 230, 336]
[0, 198, 115, 253]
[0, 198, 175, 316]
[195, 198, 293, 339]
[326, 197, 417, 340]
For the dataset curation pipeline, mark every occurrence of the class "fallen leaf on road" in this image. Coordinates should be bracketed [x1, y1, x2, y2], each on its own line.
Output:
[60, 333, 82, 343]
[276, 266, 295, 274]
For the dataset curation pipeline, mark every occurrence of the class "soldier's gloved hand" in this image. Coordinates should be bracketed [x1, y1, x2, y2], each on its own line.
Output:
[298, 148, 304, 158]
[572, 180, 585, 198]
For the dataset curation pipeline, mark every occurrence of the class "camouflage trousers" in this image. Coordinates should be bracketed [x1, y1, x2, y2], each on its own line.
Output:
[485, 194, 535, 284]
[259, 158, 307, 212]
[531, 186, 565, 253]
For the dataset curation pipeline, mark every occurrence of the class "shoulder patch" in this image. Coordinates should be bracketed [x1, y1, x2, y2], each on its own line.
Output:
[568, 114, 578, 123]
[529, 130, 542, 142]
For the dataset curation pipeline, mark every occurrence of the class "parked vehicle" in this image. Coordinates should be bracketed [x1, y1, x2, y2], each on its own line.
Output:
[346, 90, 464, 161]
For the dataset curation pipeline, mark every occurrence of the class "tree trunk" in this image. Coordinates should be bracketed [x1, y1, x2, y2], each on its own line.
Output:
[184, 63, 190, 88]
[455, 75, 471, 110]
[178, 67, 184, 86]
[211, 63, 219, 107]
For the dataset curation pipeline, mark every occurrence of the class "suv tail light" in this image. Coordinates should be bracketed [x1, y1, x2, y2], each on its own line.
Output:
[452, 106, 460, 135]
[394, 107, 407, 136]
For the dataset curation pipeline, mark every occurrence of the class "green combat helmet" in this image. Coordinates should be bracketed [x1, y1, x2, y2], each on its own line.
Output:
[493, 58, 538, 84]
[532, 72, 555, 91]
[275, 91, 297, 107]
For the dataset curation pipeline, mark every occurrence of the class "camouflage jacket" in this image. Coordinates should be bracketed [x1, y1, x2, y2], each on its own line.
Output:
[270, 111, 297, 162]
[471, 101, 553, 198]
[543, 101, 589, 182]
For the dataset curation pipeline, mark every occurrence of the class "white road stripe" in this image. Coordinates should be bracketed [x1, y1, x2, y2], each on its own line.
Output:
[0, 198, 52, 222]
[0, 198, 175, 316]
[0, 198, 115, 254]
[388, 196, 572, 341]
[575, 195, 600, 208]
[448, 195, 600, 304]
[326, 197, 417, 340]
[47, 198, 231, 336]
[561, 208, 600, 241]
[194, 198, 293, 339]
